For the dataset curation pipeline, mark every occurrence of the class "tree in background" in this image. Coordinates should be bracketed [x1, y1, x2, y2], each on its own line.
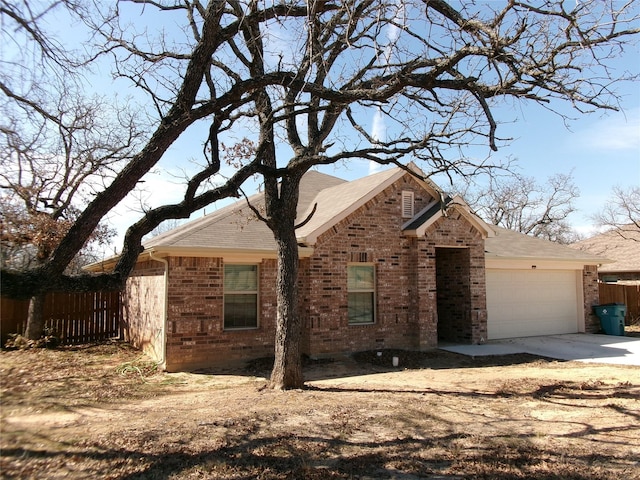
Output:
[0, 84, 143, 338]
[1, 1, 639, 387]
[1, 1, 143, 339]
[460, 172, 581, 244]
[592, 185, 640, 240]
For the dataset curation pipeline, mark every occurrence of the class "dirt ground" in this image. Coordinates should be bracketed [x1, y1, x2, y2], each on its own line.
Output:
[1, 341, 639, 480]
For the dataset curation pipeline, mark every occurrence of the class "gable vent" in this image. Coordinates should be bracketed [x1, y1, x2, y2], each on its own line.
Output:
[350, 252, 368, 262]
[401, 190, 414, 218]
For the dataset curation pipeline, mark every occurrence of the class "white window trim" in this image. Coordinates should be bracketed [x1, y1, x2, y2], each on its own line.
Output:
[347, 262, 376, 325]
[223, 263, 259, 330]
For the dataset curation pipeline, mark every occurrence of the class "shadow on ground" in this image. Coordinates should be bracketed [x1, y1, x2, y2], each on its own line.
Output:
[232, 349, 557, 382]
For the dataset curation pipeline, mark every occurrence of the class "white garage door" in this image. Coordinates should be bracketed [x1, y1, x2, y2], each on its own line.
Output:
[486, 269, 579, 340]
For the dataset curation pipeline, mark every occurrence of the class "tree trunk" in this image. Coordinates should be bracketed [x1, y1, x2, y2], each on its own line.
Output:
[24, 293, 46, 340]
[269, 224, 304, 389]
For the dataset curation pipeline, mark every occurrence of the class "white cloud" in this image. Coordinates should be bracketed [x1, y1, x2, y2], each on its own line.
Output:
[371, 107, 386, 143]
[368, 108, 387, 175]
[574, 108, 640, 151]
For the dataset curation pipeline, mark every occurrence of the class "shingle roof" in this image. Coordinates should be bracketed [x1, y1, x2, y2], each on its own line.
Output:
[296, 167, 412, 244]
[144, 170, 346, 251]
[403, 196, 452, 231]
[141, 167, 608, 267]
[570, 225, 640, 272]
[485, 225, 609, 264]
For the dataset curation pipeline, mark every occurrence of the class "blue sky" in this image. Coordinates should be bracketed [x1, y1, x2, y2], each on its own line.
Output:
[112, 80, 638, 248]
[26, 2, 638, 250]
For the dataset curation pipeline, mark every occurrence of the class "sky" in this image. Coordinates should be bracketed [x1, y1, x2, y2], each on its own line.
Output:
[10, 1, 638, 255]
[101, 3, 640, 251]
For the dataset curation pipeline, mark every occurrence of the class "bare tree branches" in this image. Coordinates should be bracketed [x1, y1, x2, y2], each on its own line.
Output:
[460, 172, 581, 244]
[592, 185, 640, 241]
[1, 0, 638, 295]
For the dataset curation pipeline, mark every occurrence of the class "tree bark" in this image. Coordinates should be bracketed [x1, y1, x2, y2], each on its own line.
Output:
[24, 293, 46, 340]
[269, 218, 304, 390]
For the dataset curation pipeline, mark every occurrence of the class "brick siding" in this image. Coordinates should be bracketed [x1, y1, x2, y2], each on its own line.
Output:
[301, 176, 487, 357]
[126, 172, 597, 372]
[162, 257, 278, 371]
[583, 265, 601, 333]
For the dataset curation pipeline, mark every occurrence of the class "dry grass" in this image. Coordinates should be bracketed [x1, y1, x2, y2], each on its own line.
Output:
[1, 341, 639, 479]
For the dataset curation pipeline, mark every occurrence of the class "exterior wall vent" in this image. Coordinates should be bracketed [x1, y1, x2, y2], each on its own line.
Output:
[350, 252, 368, 262]
[401, 190, 414, 218]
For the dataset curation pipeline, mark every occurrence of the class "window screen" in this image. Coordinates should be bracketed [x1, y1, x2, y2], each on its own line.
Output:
[347, 264, 375, 324]
[224, 264, 258, 329]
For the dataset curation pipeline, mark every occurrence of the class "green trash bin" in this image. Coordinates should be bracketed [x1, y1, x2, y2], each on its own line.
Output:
[593, 304, 626, 336]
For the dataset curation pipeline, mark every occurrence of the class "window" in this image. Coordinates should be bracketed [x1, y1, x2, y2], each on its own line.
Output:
[348, 264, 375, 324]
[401, 190, 414, 218]
[224, 264, 258, 329]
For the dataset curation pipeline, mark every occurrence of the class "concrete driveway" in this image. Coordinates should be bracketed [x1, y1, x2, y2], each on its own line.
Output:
[441, 333, 640, 366]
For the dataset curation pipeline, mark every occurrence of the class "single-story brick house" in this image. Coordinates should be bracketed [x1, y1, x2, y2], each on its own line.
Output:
[90, 165, 606, 371]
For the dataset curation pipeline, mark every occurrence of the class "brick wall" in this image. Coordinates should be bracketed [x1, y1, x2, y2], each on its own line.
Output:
[582, 265, 601, 333]
[435, 247, 471, 341]
[413, 211, 487, 346]
[302, 176, 430, 356]
[302, 176, 487, 357]
[161, 257, 278, 372]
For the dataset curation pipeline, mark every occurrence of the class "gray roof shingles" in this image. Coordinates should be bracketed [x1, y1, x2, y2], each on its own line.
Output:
[144, 170, 346, 251]
[570, 226, 640, 272]
[486, 226, 607, 264]
[143, 167, 608, 265]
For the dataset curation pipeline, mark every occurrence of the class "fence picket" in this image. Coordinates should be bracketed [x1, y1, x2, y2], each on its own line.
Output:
[598, 283, 640, 325]
[1, 291, 122, 345]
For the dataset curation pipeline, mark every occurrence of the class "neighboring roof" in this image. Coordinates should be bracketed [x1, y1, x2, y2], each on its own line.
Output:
[485, 226, 610, 265]
[570, 225, 640, 273]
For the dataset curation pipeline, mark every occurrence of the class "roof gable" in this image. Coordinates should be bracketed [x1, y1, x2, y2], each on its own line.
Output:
[296, 164, 441, 245]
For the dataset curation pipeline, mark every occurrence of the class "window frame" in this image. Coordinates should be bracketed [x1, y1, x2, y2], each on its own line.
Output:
[223, 263, 259, 330]
[347, 262, 376, 325]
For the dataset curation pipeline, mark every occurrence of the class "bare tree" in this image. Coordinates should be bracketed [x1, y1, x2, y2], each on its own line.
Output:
[205, 0, 639, 388]
[1, 1, 639, 387]
[460, 172, 581, 244]
[592, 185, 640, 240]
[0, 82, 145, 338]
[1, 0, 146, 339]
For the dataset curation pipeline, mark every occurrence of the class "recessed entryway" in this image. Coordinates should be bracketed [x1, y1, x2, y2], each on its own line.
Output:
[435, 247, 472, 343]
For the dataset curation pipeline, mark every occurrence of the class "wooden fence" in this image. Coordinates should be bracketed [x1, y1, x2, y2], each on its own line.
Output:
[598, 283, 640, 325]
[1, 291, 122, 346]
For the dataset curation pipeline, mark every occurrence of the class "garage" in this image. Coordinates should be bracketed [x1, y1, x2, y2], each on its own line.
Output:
[486, 268, 580, 340]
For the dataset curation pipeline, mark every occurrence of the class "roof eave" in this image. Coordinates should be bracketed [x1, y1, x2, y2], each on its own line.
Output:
[485, 253, 612, 266]
[84, 245, 315, 272]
